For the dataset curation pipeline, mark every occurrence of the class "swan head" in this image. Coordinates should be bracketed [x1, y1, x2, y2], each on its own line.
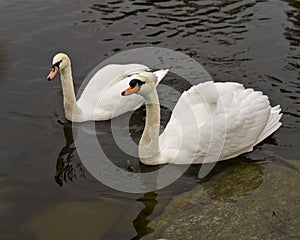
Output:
[121, 72, 157, 97]
[47, 53, 71, 81]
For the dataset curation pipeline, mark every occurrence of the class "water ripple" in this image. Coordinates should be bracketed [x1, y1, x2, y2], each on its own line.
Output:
[78, 0, 263, 45]
[284, 0, 300, 46]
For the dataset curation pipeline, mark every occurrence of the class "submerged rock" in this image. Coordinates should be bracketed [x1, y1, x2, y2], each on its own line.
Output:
[23, 197, 138, 240]
[144, 160, 300, 240]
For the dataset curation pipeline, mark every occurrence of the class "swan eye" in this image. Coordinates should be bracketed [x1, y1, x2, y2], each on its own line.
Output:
[129, 79, 145, 88]
[52, 60, 62, 69]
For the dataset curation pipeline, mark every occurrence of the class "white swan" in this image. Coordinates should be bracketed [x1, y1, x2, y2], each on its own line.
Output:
[47, 53, 169, 122]
[121, 72, 282, 165]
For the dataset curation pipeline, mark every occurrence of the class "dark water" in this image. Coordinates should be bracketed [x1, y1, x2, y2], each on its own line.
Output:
[0, 0, 299, 239]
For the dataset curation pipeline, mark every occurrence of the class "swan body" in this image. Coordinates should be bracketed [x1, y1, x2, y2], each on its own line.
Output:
[47, 53, 169, 122]
[122, 73, 282, 165]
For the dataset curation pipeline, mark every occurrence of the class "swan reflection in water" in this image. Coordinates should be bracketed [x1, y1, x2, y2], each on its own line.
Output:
[54, 121, 86, 187]
[131, 192, 158, 240]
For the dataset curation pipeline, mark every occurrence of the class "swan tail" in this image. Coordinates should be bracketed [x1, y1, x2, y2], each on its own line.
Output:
[154, 69, 169, 85]
[254, 105, 282, 145]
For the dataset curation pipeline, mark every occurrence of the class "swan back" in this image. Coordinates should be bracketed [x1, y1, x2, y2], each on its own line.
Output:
[77, 65, 168, 120]
[77, 64, 149, 104]
[159, 81, 282, 164]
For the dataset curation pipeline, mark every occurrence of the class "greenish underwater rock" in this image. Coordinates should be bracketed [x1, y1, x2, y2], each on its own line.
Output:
[23, 197, 138, 240]
[144, 160, 300, 240]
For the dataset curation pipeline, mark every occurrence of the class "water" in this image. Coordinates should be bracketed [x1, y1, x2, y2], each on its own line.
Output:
[0, 0, 299, 239]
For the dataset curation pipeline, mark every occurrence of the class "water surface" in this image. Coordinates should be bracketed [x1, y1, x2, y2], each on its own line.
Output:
[0, 0, 299, 239]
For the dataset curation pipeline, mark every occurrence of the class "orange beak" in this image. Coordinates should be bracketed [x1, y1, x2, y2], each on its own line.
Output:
[47, 66, 59, 81]
[121, 84, 140, 96]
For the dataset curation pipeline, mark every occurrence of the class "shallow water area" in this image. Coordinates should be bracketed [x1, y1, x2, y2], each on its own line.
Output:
[0, 0, 299, 239]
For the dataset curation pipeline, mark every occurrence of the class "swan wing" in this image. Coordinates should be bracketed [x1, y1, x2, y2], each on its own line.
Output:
[159, 81, 228, 163]
[159, 81, 280, 164]
[214, 85, 280, 160]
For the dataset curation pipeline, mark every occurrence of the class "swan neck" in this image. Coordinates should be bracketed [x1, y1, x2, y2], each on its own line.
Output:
[139, 91, 161, 164]
[60, 65, 79, 121]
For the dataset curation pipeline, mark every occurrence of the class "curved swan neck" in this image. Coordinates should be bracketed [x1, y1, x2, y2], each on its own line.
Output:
[60, 64, 79, 121]
[139, 90, 161, 164]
